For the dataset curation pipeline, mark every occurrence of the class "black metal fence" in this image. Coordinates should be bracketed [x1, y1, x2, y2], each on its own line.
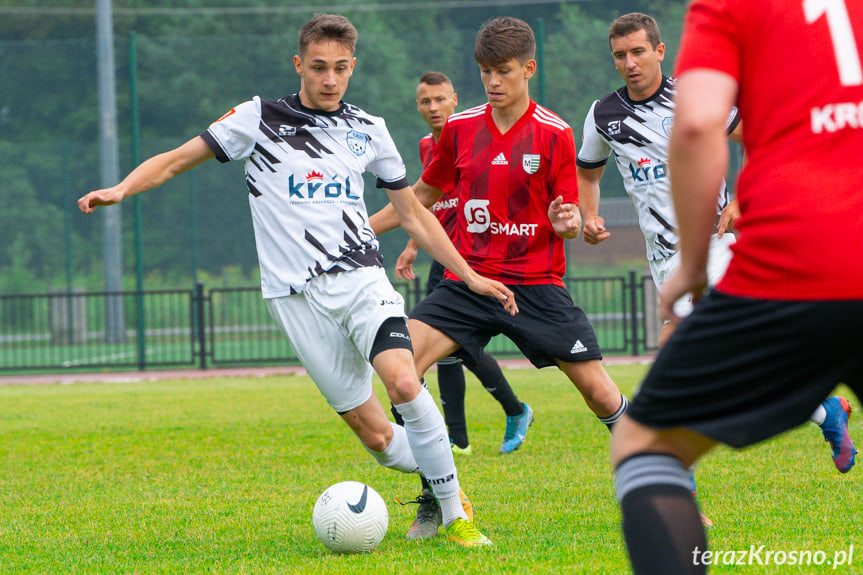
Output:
[0, 271, 659, 374]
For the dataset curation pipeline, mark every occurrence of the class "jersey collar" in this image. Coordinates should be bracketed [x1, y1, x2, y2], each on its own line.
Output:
[285, 93, 346, 116]
[484, 99, 537, 140]
[620, 75, 669, 106]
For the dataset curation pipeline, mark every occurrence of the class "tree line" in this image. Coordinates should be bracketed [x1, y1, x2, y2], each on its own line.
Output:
[0, 0, 687, 293]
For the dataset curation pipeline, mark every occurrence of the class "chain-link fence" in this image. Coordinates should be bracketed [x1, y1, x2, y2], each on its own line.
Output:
[2, 2, 697, 297]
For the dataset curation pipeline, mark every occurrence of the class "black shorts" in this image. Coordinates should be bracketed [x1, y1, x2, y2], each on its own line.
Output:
[426, 261, 446, 296]
[409, 280, 603, 369]
[628, 290, 863, 448]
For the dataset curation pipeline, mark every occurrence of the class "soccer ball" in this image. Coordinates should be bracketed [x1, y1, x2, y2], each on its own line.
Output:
[312, 481, 388, 553]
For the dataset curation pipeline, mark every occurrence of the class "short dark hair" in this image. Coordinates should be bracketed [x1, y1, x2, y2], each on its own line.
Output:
[419, 71, 453, 88]
[474, 16, 536, 67]
[298, 14, 358, 57]
[608, 12, 662, 49]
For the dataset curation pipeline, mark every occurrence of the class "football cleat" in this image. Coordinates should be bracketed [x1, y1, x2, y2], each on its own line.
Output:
[403, 488, 442, 540]
[459, 487, 474, 522]
[444, 518, 492, 547]
[500, 403, 534, 454]
[820, 396, 857, 473]
[451, 441, 473, 456]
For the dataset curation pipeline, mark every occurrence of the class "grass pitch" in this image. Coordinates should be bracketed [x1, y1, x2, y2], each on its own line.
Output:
[0, 364, 860, 574]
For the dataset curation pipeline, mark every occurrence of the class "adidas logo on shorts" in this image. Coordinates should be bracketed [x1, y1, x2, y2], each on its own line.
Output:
[570, 339, 588, 354]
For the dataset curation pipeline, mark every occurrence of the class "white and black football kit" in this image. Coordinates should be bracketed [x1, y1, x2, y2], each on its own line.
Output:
[577, 76, 741, 315]
[201, 95, 411, 412]
[202, 94, 409, 298]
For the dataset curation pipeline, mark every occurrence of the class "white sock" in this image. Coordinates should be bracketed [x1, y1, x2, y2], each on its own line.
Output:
[365, 422, 420, 474]
[811, 403, 827, 426]
[394, 387, 467, 526]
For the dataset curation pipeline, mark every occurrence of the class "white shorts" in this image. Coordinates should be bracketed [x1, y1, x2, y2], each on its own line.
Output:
[265, 266, 407, 413]
[650, 233, 736, 318]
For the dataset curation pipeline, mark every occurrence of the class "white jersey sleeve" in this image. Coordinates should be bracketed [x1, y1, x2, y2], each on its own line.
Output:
[366, 117, 409, 188]
[204, 98, 262, 162]
[576, 100, 612, 168]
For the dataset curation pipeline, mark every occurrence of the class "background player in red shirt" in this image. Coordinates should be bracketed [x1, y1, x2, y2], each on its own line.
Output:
[610, 1, 863, 572]
[372, 17, 628, 458]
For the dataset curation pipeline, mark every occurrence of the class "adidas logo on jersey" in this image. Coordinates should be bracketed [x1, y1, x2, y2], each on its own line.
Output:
[570, 340, 588, 354]
[491, 153, 508, 166]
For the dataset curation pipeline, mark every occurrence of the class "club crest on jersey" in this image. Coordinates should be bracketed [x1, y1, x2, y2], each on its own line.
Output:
[662, 116, 674, 137]
[522, 154, 540, 174]
[607, 120, 621, 135]
[346, 130, 369, 156]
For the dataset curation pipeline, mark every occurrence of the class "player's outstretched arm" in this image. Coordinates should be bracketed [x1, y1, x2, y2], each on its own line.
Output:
[385, 185, 517, 315]
[576, 165, 610, 244]
[548, 196, 582, 239]
[78, 136, 214, 214]
[369, 178, 443, 235]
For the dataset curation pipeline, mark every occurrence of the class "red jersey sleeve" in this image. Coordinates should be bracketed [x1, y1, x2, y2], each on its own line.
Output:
[675, 0, 742, 82]
[420, 120, 457, 194]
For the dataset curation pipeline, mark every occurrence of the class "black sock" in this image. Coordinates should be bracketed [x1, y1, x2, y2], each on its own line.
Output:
[600, 394, 629, 432]
[437, 360, 469, 448]
[616, 454, 708, 575]
[390, 402, 405, 427]
[469, 351, 523, 416]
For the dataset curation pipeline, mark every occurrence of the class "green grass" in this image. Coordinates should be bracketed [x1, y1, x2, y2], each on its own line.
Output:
[0, 365, 860, 574]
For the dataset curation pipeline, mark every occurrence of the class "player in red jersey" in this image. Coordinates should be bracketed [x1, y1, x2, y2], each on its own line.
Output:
[396, 71, 531, 459]
[610, 1, 863, 573]
[372, 17, 628, 448]
[393, 71, 533, 540]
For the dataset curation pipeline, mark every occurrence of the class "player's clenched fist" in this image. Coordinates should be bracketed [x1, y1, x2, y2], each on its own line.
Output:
[78, 187, 125, 214]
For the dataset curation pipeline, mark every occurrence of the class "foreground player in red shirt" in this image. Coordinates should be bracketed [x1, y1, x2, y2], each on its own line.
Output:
[372, 17, 628, 449]
[610, 1, 863, 572]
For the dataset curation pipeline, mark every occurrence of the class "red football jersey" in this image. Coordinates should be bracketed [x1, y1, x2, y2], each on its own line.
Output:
[676, 0, 863, 299]
[421, 100, 578, 286]
[419, 133, 459, 238]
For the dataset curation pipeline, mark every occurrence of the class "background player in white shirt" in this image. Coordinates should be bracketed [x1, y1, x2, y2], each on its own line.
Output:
[77, 13, 515, 547]
[577, 13, 742, 348]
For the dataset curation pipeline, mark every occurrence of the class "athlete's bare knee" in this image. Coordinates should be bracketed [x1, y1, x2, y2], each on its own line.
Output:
[372, 349, 422, 404]
[340, 398, 395, 452]
[385, 372, 420, 405]
[361, 429, 392, 453]
[560, 360, 621, 411]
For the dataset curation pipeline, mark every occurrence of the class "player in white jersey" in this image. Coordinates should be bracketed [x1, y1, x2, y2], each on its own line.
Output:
[576, 23, 741, 348]
[577, 13, 855, 488]
[77, 14, 516, 547]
